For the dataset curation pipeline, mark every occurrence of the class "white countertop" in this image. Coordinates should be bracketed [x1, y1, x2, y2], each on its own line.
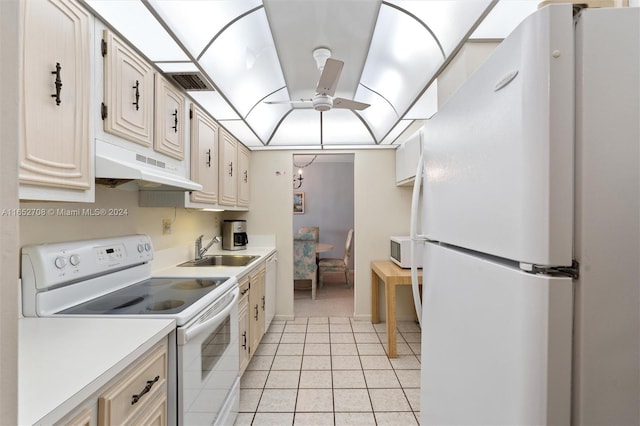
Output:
[19, 317, 175, 425]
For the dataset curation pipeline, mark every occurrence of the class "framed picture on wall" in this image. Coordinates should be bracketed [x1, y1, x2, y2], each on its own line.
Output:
[293, 191, 305, 214]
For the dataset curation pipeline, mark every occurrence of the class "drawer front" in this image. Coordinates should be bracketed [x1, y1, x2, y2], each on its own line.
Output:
[131, 392, 167, 426]
[98, 341, 168, 425]
[239, 277, 250, 302]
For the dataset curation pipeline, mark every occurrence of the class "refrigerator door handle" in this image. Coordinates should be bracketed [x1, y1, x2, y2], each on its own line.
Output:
[410, 141, 426, 326]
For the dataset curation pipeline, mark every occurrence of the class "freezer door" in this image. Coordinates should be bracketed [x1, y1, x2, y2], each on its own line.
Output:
[423, 4, 574, 266]
[421, 243, 573, 426]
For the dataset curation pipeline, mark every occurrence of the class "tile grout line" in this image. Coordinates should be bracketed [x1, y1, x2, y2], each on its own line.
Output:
[240, 317, 421, 425]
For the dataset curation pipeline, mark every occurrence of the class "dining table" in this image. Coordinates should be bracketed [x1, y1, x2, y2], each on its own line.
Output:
[315, 242, 334, 253]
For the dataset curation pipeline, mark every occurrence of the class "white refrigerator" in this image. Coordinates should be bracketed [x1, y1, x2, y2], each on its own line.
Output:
[411, 4, 640, 425]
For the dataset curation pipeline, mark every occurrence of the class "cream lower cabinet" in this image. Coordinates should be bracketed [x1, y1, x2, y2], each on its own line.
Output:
[62, 407, 95, 426]
[54, 339, 168, 426]
[98, 340, 168, 425]
[189, 104, 219, 205]
[238, 277, 251, 375]
[238, 261, 267, 375]
[249, 264, 266, 356]
[19, 0, 94, 202]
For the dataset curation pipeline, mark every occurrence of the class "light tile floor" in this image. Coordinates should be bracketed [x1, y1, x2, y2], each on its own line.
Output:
[234, 317, 421, 426]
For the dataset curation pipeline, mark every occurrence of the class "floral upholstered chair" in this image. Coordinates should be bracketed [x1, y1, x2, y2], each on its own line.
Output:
[298, 226, 319, 262]
[319, 228, 353, 289]
[294, 231, 318, 299]
[298, 226, 319, 242]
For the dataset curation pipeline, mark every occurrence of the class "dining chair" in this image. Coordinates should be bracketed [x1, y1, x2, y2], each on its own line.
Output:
[318, 228, 354, 289]
[298, 226, 319, 263]
[293, 231, 318, 299]
[298, 226, 319, 242]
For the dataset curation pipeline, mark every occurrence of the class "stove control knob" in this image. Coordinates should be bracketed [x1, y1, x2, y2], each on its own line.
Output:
[54, 256, 67, 269]
[144, 243, 151, 252]
[69, 254, 80, 266]
[137, 243, 144, 253]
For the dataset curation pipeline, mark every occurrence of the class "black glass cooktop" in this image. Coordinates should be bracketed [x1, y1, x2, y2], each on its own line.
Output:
[58, 277, 228, 315]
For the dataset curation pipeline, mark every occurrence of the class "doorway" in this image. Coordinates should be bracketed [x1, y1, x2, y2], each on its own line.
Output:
[292, 153, 354, 317]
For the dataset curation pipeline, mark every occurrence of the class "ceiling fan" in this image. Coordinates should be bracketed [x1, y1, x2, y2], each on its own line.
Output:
[265, 48, 370, 112]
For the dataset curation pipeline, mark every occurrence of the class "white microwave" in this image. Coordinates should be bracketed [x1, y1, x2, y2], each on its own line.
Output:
[390, 236, 423, 268]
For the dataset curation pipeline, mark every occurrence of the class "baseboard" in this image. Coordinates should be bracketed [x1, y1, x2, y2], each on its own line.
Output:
[352, 313, 372, 322]
[274, 314, 295, 321]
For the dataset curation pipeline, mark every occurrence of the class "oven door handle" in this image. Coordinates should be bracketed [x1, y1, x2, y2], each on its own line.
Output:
[181, 287, 239, 344]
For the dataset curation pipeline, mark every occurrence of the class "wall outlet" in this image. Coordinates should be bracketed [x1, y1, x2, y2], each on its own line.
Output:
[162, 219, 172, 235]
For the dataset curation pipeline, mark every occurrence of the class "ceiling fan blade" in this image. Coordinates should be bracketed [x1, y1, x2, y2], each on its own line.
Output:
[264, 98, 312, 105]
[316, 58, 343, 97]
[333, 98, 370, 111]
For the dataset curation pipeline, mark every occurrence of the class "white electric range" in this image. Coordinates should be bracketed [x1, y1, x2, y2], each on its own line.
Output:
[21, 234, 239, 426]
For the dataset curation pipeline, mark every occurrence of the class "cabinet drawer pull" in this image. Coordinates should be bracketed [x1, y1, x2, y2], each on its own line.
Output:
[240, 288, 249, 296]
[172, 109, 178, 133]
[51, 62, 62, 106]
[132, 80, 140, 111]
[131, 375, 159, 405]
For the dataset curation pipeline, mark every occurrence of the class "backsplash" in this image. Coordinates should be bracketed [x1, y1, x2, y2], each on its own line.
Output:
[19, 186, 221, 251]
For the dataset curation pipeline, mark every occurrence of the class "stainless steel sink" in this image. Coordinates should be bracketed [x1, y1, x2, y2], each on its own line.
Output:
[178, 254, 259, 267]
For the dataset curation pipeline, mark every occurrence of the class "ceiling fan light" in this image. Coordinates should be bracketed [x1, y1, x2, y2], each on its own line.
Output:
[313, 94, 333, 112]
[312, 47, 332, 71]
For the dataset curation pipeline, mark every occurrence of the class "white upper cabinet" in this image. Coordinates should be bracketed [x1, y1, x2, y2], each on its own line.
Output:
[395, 130, 422, 186]
[19, 0, 94, 202]
[154, 74, 186, 160]
[189, 104, 219, 205]
[218, 127, 238, 206]
[101, 29, 154, 148]
[237, 143, 250, 208]
[218, 127, 251, 209]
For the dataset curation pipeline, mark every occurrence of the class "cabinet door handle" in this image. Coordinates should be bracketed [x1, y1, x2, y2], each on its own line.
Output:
[261, 296, 265, 311]
[51, 63, 62, 106]
[241, 288, 249, 296]
[131, 375, 159, 405]
[206, 149, 212, 167]
[244, 170, 248, 183]
[229, 162, 233, 177]
[242, 331, 247, 349]
[172, 109, 178, 133]
[132, 80, 140, 111]
[254, 304, 259, 321]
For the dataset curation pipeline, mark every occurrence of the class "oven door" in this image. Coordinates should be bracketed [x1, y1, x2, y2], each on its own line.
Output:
[176, 286, 239, 426]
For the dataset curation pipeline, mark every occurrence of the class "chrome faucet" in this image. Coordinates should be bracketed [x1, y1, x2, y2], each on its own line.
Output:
[195, 235, 221, 260]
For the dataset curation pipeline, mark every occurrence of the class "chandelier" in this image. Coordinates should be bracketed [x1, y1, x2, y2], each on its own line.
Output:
[293, 155, 317, 189]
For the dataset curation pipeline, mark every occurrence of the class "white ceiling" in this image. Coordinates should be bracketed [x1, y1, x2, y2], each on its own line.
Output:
[83, 0, 543, 150]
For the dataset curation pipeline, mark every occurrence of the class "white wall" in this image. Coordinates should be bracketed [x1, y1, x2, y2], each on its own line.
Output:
[19, 186, 222, 252]
[244, 149, 418, 321]
[353, 150, 416, 321]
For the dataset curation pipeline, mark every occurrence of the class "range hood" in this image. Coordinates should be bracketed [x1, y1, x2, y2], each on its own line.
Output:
[95, 140, 203, 192]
